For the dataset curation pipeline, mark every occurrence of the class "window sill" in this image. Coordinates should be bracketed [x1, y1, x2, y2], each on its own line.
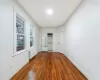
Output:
[30, 46, 35, 49]
[12, 46, 36, 57]
[12, 49, 28, 57]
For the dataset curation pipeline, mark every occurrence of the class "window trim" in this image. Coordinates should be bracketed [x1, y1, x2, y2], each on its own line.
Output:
[30, 24, 34, 47]
[13, 10, 26, 56]
[16, 14, 25, 52]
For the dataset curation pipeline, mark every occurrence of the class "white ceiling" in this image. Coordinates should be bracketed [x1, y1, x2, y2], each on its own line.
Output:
[18, 0, 83, 27]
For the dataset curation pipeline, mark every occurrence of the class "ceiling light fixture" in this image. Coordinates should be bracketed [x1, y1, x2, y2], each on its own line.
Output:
[46, 9, 53, 15]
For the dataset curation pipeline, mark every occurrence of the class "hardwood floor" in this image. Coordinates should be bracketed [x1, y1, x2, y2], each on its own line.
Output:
[11, 52, 87, 80]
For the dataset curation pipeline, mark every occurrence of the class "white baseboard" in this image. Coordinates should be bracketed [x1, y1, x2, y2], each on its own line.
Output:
[66, 54, 89, 79]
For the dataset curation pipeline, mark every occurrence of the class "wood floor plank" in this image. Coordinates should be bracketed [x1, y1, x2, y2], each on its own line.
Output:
[11, 52, 87, 80]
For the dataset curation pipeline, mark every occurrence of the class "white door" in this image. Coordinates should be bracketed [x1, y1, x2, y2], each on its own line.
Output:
[59, 31, 65, 53]
[41, 32, 47, 51]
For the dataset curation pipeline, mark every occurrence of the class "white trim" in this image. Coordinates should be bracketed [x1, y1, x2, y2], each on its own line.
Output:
[12, 50, 28, 57]
[13, 6, 27, 56]
[30, 24, 34, 48]
[66, 54, 89, 79]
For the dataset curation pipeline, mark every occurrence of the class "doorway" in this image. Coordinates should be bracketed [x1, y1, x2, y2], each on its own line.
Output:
[41, 33, 53, 51]
[47, 33, 53, 51]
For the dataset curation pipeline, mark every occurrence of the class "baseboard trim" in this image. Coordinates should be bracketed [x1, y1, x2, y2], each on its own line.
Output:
[66, 54, 89, 79]
[10, 54, 37, 80]
[10, 62, 29, 80]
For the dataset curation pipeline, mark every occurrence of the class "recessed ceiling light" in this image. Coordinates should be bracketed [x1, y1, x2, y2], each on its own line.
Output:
[46, 9, 53, 15]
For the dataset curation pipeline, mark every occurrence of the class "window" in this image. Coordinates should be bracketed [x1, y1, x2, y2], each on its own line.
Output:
[30, 25, 34, 47]
[16, 14, 25, 51]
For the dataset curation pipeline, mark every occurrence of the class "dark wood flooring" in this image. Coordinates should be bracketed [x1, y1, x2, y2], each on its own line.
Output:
[11, 52, 87, 80]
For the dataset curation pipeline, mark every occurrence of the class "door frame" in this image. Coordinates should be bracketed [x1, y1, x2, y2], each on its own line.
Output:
[41, 32, 53, 51]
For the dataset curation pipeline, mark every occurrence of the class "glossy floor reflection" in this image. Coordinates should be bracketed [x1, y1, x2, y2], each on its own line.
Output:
[28, 71, 35, 80]
[11, 52, 87, 80]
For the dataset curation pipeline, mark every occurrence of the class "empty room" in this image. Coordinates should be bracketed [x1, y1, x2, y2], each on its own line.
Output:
[0, 0, 100, 80]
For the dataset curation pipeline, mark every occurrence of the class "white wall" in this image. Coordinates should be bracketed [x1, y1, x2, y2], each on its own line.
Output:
[64, 0, 100, 80]
[40, 27, 58, 51]
[40, 27, 66, 52]
[0, 1, 40, 80]
[34, 24, 41, 53]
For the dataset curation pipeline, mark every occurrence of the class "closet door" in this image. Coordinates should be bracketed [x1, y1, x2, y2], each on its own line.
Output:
[59, 31, 65, 53]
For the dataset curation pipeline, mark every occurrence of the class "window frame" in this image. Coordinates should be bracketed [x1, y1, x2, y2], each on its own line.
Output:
[30, 25, 34, 48]
[13, 12, 26, 56]
[16, 14, 25, 51]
